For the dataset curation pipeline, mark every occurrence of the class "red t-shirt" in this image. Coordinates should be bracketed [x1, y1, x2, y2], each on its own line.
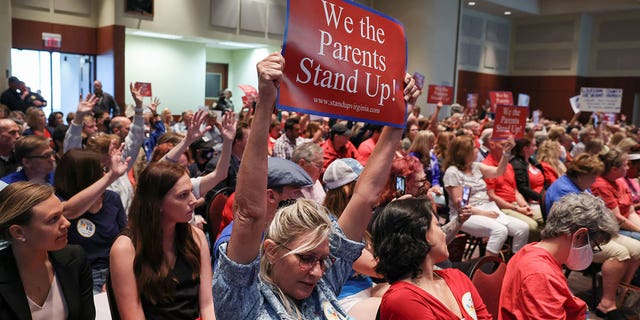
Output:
[499, 243, 587, 320]
[381, 269, 491, 320]
[482, 154, 517, 202]
[321, 139, 363, 170]
[528, 165, 545, 194]
[539, 161, 559, 186]
[591, 176, 633, 217]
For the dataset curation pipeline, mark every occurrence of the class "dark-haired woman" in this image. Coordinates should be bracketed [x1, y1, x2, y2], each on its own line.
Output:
[54, 149, 127, 293]
[110, 161, 214, 319]
[371, 198, 491, 320]
[0, 182, 95, 319]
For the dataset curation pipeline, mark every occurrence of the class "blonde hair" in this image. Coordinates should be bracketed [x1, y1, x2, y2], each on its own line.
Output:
[260, 199, 333, 319]
[536, 140, 566, 175]
[0, 182, 54, 240]
[85, 133, 120, 155]
[408, 130, 436, 168]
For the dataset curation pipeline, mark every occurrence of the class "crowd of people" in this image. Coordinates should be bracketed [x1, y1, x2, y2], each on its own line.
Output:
[1, 52, 639, 319]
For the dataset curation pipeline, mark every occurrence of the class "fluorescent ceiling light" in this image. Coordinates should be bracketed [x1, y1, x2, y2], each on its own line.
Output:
[128, 30, 183, 40]
[217, 41, 265, 49]
[468, 1, 476, 6]
[504, 11, 512, 15]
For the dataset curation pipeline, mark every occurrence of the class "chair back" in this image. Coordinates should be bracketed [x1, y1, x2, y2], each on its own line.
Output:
[467, 255, 507, 319]
[207, 187, 232, 240]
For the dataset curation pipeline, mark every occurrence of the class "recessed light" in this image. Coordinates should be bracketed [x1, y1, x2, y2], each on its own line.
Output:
[468, 1, 476, 6]
[504, 11, 512, 15]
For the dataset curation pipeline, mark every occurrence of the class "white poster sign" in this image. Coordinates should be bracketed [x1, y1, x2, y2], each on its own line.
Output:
[579, 87, 622, 113]
[517, 94, 530, 107]
[569, 95, 580, 114]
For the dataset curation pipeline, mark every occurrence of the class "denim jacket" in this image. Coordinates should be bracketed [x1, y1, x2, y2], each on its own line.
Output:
[213, 222, 364, 319]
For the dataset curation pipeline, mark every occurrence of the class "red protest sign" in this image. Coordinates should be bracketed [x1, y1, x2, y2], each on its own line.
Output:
[467, 93, 478, 111]
[238, 84, 258, 98]
[426, 85, 453, 105]
[489, 91, 513, 106]
[134, 82, 152, 97]
[279, 0, 407, 127]
[493, 105, 528, 140]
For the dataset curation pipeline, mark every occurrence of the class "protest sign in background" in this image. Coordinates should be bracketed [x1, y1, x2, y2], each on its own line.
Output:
[426, 85, 453, 105]
[134, 82, 152, 97]
[569, 95, 580, 114]
[517, 93, 530, 107]
[489, 91, 513, 107]
[579, 87, 623, 113]
[493, 105, 528, 140]
[278, 0, 407, 127]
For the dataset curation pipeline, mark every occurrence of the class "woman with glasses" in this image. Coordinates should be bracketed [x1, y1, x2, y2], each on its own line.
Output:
[212, 52, 419, 319]
[371, 198, 491, 320]
[499, 193, 619, 319]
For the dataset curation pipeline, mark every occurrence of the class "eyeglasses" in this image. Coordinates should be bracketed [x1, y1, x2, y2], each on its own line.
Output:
[27, 151, 55, 159]
[592, 242, 602, 254]
[310, 161, 324, 169]
[281, 245, 336, 272]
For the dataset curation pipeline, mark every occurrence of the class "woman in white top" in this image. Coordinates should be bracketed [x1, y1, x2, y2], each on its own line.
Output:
[443, 135, 530, 256]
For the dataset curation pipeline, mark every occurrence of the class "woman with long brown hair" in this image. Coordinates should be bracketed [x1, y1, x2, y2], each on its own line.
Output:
[109, 161, 214, 319]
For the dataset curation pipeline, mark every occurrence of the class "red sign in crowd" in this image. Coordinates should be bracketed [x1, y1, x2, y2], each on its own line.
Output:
[278, 0, 407, 127]
[493, 105, 528, 140]
[134, 82, 152, 97]
[489, 91, 513, 107]
[426, 85, 453, 105]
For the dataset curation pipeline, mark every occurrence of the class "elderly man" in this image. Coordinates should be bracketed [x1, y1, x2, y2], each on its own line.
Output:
[93, 80, 120, 117]
[0, 118, 21, 177]
[292, 142, 326, 203]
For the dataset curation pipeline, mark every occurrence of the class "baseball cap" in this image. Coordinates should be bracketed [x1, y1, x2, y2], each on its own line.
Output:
[330, 123, 352, 136]
[268, 157, 313, 189]
[323, 158, 364, 190]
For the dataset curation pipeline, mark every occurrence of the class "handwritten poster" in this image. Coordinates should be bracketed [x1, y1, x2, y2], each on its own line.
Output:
[579, 87, 622, 113]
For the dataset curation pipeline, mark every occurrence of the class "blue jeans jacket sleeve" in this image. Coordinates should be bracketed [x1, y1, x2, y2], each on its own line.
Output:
[213, 243, 263, 319]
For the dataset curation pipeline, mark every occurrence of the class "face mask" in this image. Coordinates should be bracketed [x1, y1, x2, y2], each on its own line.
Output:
[565, 232, 593, 271]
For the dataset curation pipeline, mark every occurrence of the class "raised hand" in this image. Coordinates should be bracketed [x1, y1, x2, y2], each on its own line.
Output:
[185, 109, 211, 144]
[77, 93, 98, 116]
[502, 136, 515, 154]
[220, 111, 237, 142]
[403, 73, 421, 111]
[256, 52, 285, 107]
[129, 82, 143, 108]
[149, 97, 161, 114]
[108, 142, 131, 178]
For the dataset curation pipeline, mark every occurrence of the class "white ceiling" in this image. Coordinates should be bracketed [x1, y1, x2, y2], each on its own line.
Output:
[465, 0, 640, 18]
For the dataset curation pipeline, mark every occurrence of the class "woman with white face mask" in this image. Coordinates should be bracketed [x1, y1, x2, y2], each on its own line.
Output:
[498, 193, 619, 320]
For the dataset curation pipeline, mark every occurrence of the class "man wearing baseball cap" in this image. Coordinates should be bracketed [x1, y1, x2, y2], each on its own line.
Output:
[212, 157, 313, 269]
[322, 122, 364, 171]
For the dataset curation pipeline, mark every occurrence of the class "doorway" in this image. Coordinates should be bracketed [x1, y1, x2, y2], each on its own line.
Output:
[11, 48, 94, 118]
